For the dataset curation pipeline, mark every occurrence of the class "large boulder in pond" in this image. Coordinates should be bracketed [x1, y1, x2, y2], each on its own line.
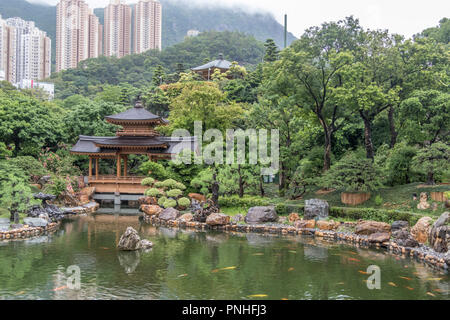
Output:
[245, 206, 278, 224]
[159, 207, 180, 221]
[411, 216, 433, 244]
[206, 213, 230, 226]
[429, 212, 450, 253]
[304, 199, 329, 220]
[23, 217, 48, 228]
[355, 220, 391, 235]
[117, 227, 153, 251]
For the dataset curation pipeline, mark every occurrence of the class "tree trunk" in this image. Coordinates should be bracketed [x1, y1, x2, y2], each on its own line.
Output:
[427, 171, 435, 185]
[362, 115, 375, 160]
[211, 170, 219, 207]
[388, 106, 397, 148]
[279, 162, 286, 196]
[323, 132, 332, 171]
[259, 175, 265, 197]
[238, 165, 244, 198]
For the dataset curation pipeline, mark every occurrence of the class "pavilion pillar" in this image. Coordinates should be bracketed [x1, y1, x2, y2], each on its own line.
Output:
[88, 157, 92, 178]
[95, 158, 99, 179]
[117, 154, 121, 178]
[123, 155, 128, 177]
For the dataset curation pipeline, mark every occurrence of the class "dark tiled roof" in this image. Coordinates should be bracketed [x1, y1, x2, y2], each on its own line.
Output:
[70, 135, 199, 155]
[105, 100, 163, 122]
[191, 54, 232, 71]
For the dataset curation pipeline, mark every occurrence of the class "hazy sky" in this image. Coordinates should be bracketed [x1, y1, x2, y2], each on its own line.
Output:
[27, 0, 449, 38]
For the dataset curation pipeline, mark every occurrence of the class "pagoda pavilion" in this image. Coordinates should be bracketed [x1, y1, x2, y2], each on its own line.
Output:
[191, 54, 232, 80]
[70, 100, 197, 195]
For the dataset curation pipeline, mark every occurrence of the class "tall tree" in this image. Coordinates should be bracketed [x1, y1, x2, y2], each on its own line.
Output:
[264, 39, 279, 62]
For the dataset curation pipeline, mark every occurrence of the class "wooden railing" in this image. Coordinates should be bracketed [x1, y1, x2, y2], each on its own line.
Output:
[88, 175, 146, 184]
[116, 129, 158, 136]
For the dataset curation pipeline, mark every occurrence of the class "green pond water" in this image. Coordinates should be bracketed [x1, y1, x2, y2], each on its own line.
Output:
[0, 214, 448, 300]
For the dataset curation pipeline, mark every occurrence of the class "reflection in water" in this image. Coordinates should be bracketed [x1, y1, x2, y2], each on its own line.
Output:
[0, 214, 448, 300]
[117, 251, 141, 274]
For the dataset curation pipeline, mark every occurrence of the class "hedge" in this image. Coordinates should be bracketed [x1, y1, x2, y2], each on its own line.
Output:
[218, 195, 270, 208]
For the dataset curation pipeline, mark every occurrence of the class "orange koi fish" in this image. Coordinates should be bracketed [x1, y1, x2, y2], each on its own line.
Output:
[399, 276, 412, 281]
[405, 286, 414, 291]
[288, 267, 294, 272]
[358, 270, 369, 275]
[388, 282, 397, 287]
[52, 285, 67, 291]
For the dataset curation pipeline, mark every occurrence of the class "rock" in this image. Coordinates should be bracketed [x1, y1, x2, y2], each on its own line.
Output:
[188, 193, 207, 203]
[138, 196, 157, 205]
[294, 219, 316, 229]
[0, 224, 10, 231]
[411, 216, 433, 243]
[140, 205, 163, 216]
[278, 216, 287, 224]
[417, 192, 431, 210]
[355, 220, 391, 235]
[0, 218, 10, 224]
[140, 239, 153, 250]
[368, 232, 390, 243]
[33, 192, 56, 202]
[23, 218, 48, 228]
[429, 212, 450, 253]
[232, 214, 244, 224]
[304, 199, 329, 220]
[177, 213, 194, 222]
[39, 212, 50, 222]
[10, 224, 24, 229]
[78, 187, 95, 204]
[392, 230, 419, 247]
[118, 227, 142, 251]
[159, 207, 180, 221]
[206, 213, 231, 226]
[245, 206, 278, 224]
[316, 220, 339, 231]
[288, 213, 300, 222]
[37, 175, 51, 186]
[391, 220, 409, 232]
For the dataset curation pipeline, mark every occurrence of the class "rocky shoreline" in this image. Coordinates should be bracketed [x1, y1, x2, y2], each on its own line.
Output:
[143, 213, 450, 272]
[0, 221, 60, 241]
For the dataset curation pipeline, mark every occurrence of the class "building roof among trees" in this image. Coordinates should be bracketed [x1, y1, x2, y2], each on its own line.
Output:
[191, 53, 232, 71]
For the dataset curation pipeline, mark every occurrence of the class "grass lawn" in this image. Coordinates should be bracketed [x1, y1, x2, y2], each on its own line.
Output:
[222, 182, 449, 218]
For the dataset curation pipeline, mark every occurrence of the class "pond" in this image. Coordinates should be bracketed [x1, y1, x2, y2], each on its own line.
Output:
[0, 214, 448, 300]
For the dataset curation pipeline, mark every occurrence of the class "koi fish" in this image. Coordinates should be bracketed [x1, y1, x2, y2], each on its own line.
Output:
[336, 282, 345, 285]
[211, 269, 219, 273]
[52, 285, 67, 291]
[388, 282, 397, 287]
[404, 265, 408, 268]
[221, 266, 237, 270]
[100, 247, 109, 250]
[15, 291, 26, 295]
[426, 278, 443, 281]
[248, 294, 268, 298]
[399, 276, 412, 281]
[426, 292, 436, 297]
[405, 286, 414, 291]
[343, 251, 357, 255]
[252, 253, 264, 256]
[348, 257, 361, 262]
[358, 270, 369, 275]
[281, 298, 288, 300]
[177, 274, 188, 278]
[288, 267, 294, 272]
[288, 250, 297, 254]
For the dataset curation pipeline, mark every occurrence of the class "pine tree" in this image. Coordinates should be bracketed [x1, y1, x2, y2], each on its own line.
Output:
[264, 39, 279, 62]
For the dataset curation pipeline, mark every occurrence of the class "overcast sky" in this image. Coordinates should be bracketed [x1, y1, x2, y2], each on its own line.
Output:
[27, 0, 449, 39]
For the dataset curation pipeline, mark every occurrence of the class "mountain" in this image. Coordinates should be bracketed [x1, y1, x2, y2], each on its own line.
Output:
[0, 0, 296, 63]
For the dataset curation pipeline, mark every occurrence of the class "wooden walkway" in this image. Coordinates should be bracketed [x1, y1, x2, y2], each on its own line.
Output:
[88, 175, 147, 194]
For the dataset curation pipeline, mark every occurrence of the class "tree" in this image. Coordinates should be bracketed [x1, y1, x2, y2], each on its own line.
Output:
[412, 142, 450, 185]
[263, 17, 361, 170]
[334, 30, 401, 160]
[152, 65, 166, 86]
[264, 39, 279, 62]
[0, 161, 38, 222]
[398, 90, 449, 145]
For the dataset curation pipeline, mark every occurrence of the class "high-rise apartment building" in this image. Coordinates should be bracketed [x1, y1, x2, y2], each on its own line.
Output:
[56, 0, 102, 72]
[104, 0, 131, 58]
[0, 15, 51, 84]
[134, 0, 162, 54]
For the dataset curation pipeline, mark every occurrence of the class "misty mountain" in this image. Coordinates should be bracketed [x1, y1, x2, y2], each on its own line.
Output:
[0, 0, 296, 63]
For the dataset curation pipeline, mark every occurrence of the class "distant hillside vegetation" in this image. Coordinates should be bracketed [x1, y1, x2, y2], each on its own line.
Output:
[0, 0, 295, 66]
[49, 31, 266, 99]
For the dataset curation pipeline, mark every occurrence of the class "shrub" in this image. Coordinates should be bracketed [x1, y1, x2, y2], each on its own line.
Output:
[161, 179, 179, 189]
[275, 203, 288, 215]
[374, 195, 383, 206]
[140, 161, 173, 180]
[163, 199, 177, 208]
[158, 196, 168, 206]
[166, 189, 183, 198]
[320, 151, 382, 192]
[384, 143, 418, 185]
[145, 188, 164, 197]
[218, 195, 270, 208]
[141, 177, 155, 186]
[178, 197, 191, 208]
[174, 182, 186, 190]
